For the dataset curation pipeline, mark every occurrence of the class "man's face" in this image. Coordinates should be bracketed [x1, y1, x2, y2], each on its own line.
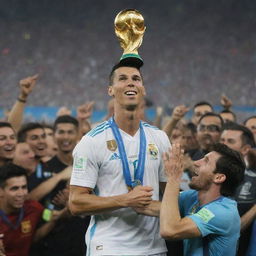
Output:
[220, 112, 235, 123]
[189, 151, 221, 191]
[170, 128, 187, 150]
[25, 128, 47, 158]
[54, 123, 78, 153]
[183, 129, 199, 151]
[197, 116, 222, 151]
[0, 127, 17, 161]
[0, 176, 28, 212]
[245, 117, 256, 142]
[13, 142, 37, 173]
[193, 105, 213, 125]
[108, 67, 146, 111]
[220, 130, 247, 155]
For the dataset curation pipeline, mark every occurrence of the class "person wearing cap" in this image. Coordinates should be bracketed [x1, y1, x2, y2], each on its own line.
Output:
[69, 59, 171, 256]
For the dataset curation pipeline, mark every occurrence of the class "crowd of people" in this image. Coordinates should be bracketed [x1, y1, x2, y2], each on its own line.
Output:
[0, 57, 255, 256]
[1, 1, 256, 256]
[1, 0, 256, 111]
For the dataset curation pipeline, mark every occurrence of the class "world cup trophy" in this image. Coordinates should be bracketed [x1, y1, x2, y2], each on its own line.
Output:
[114, 9, 146, 67]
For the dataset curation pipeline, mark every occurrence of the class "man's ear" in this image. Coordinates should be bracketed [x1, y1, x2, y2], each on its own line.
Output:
[142, 86, 146, 96]
[241, 144, 251, 157]
[214, 173, 226, 184]
[108, 86, 114, 97]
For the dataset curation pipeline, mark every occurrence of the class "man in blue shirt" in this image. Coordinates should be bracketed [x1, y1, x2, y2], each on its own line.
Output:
[136, 143, 245, 256]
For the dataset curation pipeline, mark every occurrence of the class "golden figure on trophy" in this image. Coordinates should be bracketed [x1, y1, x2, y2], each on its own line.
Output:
[114, 9, 146, 66]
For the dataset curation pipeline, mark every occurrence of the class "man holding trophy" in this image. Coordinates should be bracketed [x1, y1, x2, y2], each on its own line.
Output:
[69, 9, 170, 256]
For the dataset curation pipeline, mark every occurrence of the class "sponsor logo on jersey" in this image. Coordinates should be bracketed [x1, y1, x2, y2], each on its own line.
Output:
[148, 143, 158, 160]
[109, 153, 120, 161]
[21, 220, 32, 233]
[107, 140, 117, 151]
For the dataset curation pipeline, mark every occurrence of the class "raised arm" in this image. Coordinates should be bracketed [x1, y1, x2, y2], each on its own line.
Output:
[68, 185, 153, 216]
[8, 74, 38, 132]
[162, 105, 189, 138]
[160, 144, 200, 240]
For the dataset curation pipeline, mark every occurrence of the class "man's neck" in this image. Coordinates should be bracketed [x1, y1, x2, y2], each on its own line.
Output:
[0, 158, 10, 167]
[113, 109, 141, 136]
[0, 204, 19, 215]
[57, 151, 73, 166]
[198, 187, 222, 206]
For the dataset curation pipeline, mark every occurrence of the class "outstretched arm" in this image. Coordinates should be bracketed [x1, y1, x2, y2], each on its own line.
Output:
[163, 105, 189, 138]
[8, 74, 38, 132]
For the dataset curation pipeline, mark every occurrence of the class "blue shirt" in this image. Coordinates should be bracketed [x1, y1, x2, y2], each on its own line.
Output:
[179, 190, 240, 256]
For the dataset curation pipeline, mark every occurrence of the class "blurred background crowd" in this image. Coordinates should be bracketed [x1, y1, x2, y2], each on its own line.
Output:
[0, 0, 256, 256]
[1, 0, 256, 122]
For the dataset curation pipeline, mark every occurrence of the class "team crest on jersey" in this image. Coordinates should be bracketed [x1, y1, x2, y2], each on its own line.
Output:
[107, 140, 117, 151]
[148, 143, 158, 160]
[21, 220, 32, 234]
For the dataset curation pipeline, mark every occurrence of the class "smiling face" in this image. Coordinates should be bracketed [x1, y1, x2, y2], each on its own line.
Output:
[0, 176, 28, 213]
[0, 127, 17, 162]
[54, 123, 78, 153]
[25, 128, 47, 158]
[189, 151, 221, 191]
[108, 66, 146, 111]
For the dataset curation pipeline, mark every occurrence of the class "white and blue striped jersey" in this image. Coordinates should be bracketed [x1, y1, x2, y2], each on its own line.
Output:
[70, 121, 171, 255]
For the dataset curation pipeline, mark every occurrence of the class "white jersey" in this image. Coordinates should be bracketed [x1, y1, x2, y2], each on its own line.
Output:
[70, 121, 171, 256]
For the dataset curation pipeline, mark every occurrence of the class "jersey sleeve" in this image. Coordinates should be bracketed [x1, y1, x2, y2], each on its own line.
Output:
[188, 201, 238, 237]
[70, 135, 99, 188]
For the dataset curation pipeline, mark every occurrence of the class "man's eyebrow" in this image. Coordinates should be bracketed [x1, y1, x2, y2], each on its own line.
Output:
[132, 74, 141, 79]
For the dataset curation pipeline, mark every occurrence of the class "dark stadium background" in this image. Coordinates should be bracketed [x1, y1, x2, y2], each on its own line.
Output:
[1, 0, 256, 122]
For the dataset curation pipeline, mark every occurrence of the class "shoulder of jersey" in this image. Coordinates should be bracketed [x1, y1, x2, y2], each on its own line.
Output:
[86, 121, 111, 137]
[142, 121, 160, 130]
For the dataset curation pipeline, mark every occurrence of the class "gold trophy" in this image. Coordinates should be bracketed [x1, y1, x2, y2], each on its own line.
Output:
[114, 9, 146, 66]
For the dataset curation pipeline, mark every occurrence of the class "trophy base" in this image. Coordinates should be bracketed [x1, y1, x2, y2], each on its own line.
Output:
[120, 53, 144, 69]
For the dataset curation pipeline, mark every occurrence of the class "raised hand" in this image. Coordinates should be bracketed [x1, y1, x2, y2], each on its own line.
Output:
[163, 144, 184, 184]
[220, 94, 232, 110]
[19, 74, 39, 100]
[76, 101, 95, 121]
[172, 105, 190, 121]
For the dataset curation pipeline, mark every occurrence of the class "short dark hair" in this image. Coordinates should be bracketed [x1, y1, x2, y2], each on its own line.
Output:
[17, 122, 45, 142]
[109, 63, 143, 86]
[220, 109, 236, 122]
[193, 101, 213, 111]
[244, 116, 256, 126]
[186, 122, 197, 134]
[213, 143, 245, 197]
[0, 122, 14, 130]
[222, 122, 256, 148]
[0, 163, 28, 188]
[53, 115, 79, 131]
[198, 112, 224, 128]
